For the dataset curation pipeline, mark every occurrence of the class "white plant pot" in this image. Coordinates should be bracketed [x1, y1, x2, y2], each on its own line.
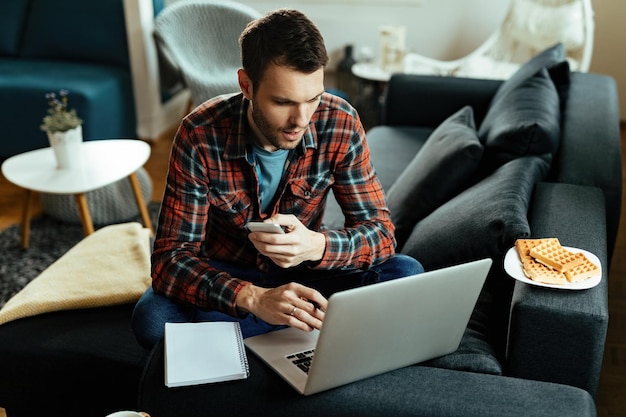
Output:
[46, 125, 83, 169]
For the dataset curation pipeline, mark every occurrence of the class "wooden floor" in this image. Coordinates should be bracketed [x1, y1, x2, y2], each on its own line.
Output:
[0, 125, 625, 416]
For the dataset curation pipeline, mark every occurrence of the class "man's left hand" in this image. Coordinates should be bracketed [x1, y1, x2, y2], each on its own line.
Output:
[248, 214, 326, 268]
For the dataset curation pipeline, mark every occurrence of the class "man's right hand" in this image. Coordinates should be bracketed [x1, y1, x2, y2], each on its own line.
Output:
[235, 282, 327, 332]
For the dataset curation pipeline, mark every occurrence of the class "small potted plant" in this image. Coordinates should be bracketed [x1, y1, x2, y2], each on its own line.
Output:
[40, 90, 83, 169]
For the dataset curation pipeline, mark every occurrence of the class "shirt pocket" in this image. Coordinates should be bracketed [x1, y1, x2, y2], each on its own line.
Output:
[283, 176, 332, 219]
[208, 188, 253, 228]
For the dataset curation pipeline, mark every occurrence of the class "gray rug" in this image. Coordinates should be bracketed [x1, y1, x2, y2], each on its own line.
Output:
[0, 202, 160, 308]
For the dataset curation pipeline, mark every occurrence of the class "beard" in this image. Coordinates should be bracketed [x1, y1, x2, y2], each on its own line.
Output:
[250, 99, 304, 150]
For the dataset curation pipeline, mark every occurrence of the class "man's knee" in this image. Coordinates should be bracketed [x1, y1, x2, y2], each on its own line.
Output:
[131, 287, 180, 349]
[376, 254, 424, 282]
[394, 254, 424, 275]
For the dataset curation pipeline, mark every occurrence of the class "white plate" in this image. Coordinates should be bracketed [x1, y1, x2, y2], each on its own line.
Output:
[503, 246, 602, 290]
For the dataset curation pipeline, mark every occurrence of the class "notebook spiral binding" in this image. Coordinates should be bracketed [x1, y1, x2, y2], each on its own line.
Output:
[234, 322, 250, 376]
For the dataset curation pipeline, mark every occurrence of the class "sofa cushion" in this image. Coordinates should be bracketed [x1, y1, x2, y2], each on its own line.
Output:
[401, 155, 550, 270]
[0, 0, 30, 56]
[478, 67, 561, 171]
[322, 126, 430, 231]
[421, 301, 502, 375]
[501, 43, 571, 110]
[367, 126, 431, 191]
[19, 0, 130, 68]
[138, 340, 598, 417]
[386, 106, 483, 249]
[488, 43, 566, 104]
[477, 44, 568, 172]
[399, 156, 549, 375]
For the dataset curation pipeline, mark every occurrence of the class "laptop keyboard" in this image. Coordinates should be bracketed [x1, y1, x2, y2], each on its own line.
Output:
[286, 349, 315, 374]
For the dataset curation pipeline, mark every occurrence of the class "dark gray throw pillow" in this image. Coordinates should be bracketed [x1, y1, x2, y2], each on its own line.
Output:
[478, 67, 561, 171]
[386, 106, 483, 250]
[489, 42, 566, 104]
[401, 155, 550, 271]
[421, 321, 503, 375]
[477, 43, 568, 173]
[401, 156, 549, 376]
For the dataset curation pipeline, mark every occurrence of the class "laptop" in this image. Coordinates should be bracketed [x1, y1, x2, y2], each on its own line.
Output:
[244, 257, 492, 395]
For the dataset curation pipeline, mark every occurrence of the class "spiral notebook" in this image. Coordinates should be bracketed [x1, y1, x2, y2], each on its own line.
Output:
[164, 321, 249, 387]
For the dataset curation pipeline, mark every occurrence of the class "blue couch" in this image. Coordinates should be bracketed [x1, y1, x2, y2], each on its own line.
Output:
[0, 0, 165, 160]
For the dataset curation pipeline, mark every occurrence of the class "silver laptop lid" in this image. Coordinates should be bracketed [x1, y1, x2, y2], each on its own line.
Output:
[245, 258, 492, 395]
[304, 258, 492, 395]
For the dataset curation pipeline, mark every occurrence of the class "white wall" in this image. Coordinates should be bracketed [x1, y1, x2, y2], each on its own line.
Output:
[164, 0, 508, 65]
[166, 0, 626, 120]
[237, 0, 509, 67]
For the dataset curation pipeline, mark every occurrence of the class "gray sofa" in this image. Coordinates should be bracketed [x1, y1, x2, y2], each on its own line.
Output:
[0, 44, 619, 416]
[135, 44, 620, 416]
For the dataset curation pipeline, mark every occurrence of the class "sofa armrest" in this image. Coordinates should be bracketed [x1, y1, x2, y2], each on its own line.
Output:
[550, 72, 622, 260]
[382, 74, 501, 127]
[507, 182, 609, 398]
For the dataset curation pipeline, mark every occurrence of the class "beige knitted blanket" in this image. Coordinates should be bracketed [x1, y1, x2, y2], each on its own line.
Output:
[0, 222, 151, 325]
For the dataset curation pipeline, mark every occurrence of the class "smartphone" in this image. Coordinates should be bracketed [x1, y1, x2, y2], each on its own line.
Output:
[246, 222, 285, 234]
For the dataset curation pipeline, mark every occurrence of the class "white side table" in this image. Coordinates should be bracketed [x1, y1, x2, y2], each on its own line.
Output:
[1, 139, 154, 249]
[351, 63, 393, 128]
[351, 62, 392, 83]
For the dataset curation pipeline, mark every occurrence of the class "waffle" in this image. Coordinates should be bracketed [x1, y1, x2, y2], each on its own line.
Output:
[515, 238, 559, 262]
[529, 239, 584, 273]
[514, 238, 599, 285]
[514, 238, 558, 271]
[521, 257, 569, 285]
[515, 238, 568, 284]
[564, 256, 601, 282]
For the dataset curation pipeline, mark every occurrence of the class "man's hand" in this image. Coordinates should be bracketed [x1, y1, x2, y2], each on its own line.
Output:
[235, 282, 328, 331]
[247, 214, 326, 268]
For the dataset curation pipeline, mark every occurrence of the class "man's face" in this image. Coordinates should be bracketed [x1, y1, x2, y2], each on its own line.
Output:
[240, 63, 325, 151]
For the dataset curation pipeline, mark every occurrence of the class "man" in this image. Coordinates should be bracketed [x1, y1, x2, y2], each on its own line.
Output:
[132, 9, 423, 349]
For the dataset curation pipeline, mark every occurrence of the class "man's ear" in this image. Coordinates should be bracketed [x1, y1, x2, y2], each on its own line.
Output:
[238, 68, 253, 99]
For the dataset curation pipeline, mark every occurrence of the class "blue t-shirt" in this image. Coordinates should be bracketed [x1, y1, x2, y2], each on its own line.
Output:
[253, 144, 289, 213]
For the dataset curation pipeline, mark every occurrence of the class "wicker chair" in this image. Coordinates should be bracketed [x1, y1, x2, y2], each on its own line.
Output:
[152, 0, 261, 107]
[403, 0, 594, 79]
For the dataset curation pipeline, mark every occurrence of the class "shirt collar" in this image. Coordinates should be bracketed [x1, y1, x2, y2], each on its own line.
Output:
[222, 95, 251, 162]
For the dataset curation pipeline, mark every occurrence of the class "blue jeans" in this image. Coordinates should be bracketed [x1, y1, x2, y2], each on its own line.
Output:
[131, 254, 423, 349]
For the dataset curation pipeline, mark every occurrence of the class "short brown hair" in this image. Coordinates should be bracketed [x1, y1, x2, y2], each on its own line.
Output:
[239, 9, 329, 88]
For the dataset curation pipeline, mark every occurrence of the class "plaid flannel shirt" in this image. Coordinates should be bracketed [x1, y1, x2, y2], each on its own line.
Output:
[152, 92, 396, 316]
